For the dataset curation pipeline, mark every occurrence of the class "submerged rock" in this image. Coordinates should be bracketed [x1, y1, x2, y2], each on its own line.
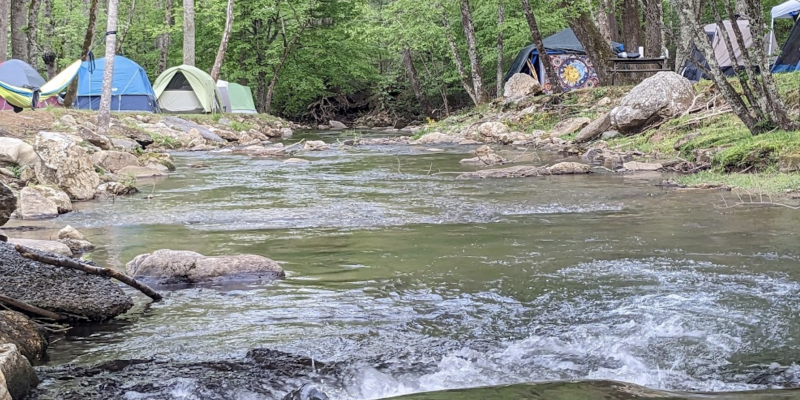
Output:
[0, 344, 38, 400]
[116, 166, 168, 179]
[456, 162, 591, 179]
[126, 249, 285, 285]
[459, 145, 506, 166]
[0, 311, 47, 362]
[0, 242, 133, 321]
[304, 141, 329, 151]
[623, 161, 663, 171]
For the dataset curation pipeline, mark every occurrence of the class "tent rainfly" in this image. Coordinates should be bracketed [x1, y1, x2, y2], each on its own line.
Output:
[680, 20, 778, 82]
[228, 83, 257, 114]
[153, 65, 222, 113]
[773, 17, 800, 72]
[0, 59, 80, 112]
[504, 28, 624, 92]
[74, 55, 158, 112]
[771, 0, 800, 54]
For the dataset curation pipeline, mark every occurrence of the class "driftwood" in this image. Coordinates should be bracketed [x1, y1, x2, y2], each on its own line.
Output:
[0, 293, 67, 321]
[14, 245, 163, 302]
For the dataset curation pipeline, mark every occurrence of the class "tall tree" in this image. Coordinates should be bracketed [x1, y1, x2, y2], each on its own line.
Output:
[674, 0, 702, 71]
[496, 0, 504, 97]
[567, 6, 615, 85]
[596, 0, 617, 44]
[643, 0, 664, 57]
[116, 0, 136, 53]
[158, 0, 174, 74]
[0, 0, 9, 62]
[183, 0, 195, 66]
[10, 0, 29, 61]
[98, 0, 119, 136]
[210, 0, 234, 82]
[27, 0, 42, 67]
[621, 0, 641, 52]
[401, 48, 432, 117]
[440, 5, 477, 105]
[63, 0, 100, 108]
[42, 0, 57, 78]
[460, 0, 486, 103]
[521, 0, 562, 93]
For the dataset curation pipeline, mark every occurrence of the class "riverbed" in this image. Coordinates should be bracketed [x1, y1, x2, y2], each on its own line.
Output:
[9, 131, 800, 399]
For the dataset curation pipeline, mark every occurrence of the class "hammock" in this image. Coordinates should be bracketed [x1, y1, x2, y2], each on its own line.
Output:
[0, 60, 82, 112]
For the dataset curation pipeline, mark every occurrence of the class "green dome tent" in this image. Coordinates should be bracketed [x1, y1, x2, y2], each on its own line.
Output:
[228, 83, 257, 114]
[153, 65, 222, 113]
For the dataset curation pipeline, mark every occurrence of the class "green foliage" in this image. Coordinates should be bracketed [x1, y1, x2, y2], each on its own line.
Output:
[119, 173, 138, 189]
[6, 164, 22, 179]
[229, 121, 253, 132]
[150, 133, 179, 149]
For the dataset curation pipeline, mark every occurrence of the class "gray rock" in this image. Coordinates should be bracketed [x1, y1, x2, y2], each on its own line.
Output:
[126, 249, 285, 285]
[218, 117, 232, 126]
[601, 130, 620, 140]
[116, 166, 168, 179]
[58, 225, 86, 241]
[7, 238, 72, 256]
[59, 114, 78, 128]
[162, 117, 225, 143]
[34, 132, 100, 201]
[303, 141, 329, 151]
[575, 113, 611, 143]
[623, 161, 663, 171]
[110, 138, 141, 152]
[283, 158, 310, 164]
[0, 137, 40, 167]
[0, 311, 47, 362]
[552, 117, 591, 138]
[0, 343, 38, 400]
[31, 185, 72, 214]
[457, 162, 591, 179]
[0, 183, 16, 226]
[282, 384, 330, 400]
[60, 238, 94, 255]
[280, 128, 294, 139]
[77, 126, 112, 150]
[92, 150, 141, 173]
[503, 73, 543, 98]
[16, 187, 58, 220]
[610, 71, 695, 132]
[95, 182, 138, 198]
[411, 132, 459, 145]
[328, 120, 348, 130]
[108, 124, 154, 148]
[0, 242, 133, 320]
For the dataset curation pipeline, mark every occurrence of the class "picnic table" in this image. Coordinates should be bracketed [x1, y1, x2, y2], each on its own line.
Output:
[608, 57, 669, 85]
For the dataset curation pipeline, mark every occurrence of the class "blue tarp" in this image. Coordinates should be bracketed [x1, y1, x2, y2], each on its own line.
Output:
[772, 17, 800, 73]
[74, 55, 158, 112]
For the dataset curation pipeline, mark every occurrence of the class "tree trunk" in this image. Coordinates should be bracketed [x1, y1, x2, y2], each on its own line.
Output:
[97, 0, 119, 136]
[157, 0, 173, 74]
[0, 0, 9, 62]
[42, 0, 56, 78]
[10, 0, 28, 61]
[440, 7, 477, 105]
[567, 8, 616, 85]
[460, 0, 486, 103]
[27, 0, 42, 68]
[621, 0, 641, 51]
[496, 0, 504, 97]
[521, 0, 563, 93]
[596, 0, 618, 43]
[674, 0, 702, 72]
[256, 68, 267, 113]
[401, 48, 432, 118]
[209, 0, 234, 82]
[62, 0, 99, 108]
[183, 0, 195, 66]
[117, 0, 136, 53]
[643, 0, 664, 57]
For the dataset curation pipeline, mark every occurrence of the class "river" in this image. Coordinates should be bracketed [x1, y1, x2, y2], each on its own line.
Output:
[9, 130, 800, 399]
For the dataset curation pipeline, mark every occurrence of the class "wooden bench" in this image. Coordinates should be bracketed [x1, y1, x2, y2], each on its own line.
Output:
[608, 57, 669, 85]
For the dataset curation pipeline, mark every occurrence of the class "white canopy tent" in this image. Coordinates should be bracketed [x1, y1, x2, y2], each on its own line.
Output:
[771, 0, 800, 53]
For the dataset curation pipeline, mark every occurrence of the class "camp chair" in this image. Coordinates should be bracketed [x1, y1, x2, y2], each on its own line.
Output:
[0, 60, 81, 113]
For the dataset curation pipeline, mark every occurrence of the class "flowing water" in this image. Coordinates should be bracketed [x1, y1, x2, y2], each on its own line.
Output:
[10, 130, 800, 399]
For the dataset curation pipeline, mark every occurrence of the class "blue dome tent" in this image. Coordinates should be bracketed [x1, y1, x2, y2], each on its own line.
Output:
[74, 55, 158, 112]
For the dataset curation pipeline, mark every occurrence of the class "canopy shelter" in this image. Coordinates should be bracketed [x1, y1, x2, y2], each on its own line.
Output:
[0, 59, 80, 112]
[228, 83, 257, 114]
[504, 28, 624, 92]
[153, 65, 222, 114]
[771, 1, 800, 54]
[74, 55, 158, 112]
[680, 20, 778, 81]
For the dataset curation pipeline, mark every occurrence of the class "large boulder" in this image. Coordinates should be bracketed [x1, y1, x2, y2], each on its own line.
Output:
[161, 117, 225, 143]
[0, 242, 133, 320]
[329, 120, 348, 130]
[575, 112, 612, 143]
[92, 150, 141, 173]
[0, 311, 47, 362]
[126, 249, 285, 285]
[0, 344, 38, 400]
[411, 132, 459, 145]
[551, 117, 591, 138]
[30, 186, 72, 214]
[77, 126, 113, 150]
[0, 183, 15, 226]
[16, 187, 59, 220]
[610, 72, 695, 132]
[504, 73, 543, 98]
[0, 138, 40, 167]
[7, 239, 72, 257]
[33, 132, 100, 201]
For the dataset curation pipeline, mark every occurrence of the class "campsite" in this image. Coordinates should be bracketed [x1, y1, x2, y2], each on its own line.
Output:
[4, 1, 800, 400]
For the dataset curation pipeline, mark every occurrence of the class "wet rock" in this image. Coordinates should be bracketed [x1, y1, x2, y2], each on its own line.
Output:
[77, 126, 112, 150]
[284, 158, 310, 164]
[0, 137, 39, 167]
[610, 72, 695, 132]
[110, 138, 141, 152]
[329, 120, 348, 130]
[34, 132, 100, 201]
[0, 344, 38, 400]
[575, 113, 611, 143]
[411, 132, 459, 145]
[139, 153, 175, 172]
[0, 311, 47, 362]
[0, 183, 17, 226]
[504, 73, 543, 98]
[34, 185, 73, 214]
[126, 249, 285, 285]
[456, 162, 591, 179]
[108, 124, 154, 148]
[623, 161, 663, 171]
[546, 162, 593, 174]
[60, 238, 94, 256]
[0, 242, 133, 320]
[552, 117, 591, 138]
[95, 182, 138, 198]
[471, 122, 511, 143]
[282, 384, 330, 400]
[116, 166, 168, 179]
[601, 130, 620, 140]
[58, 225, 85, 241]
[281, 128, 294, 139]
[7, 239, 72, 257]
[92, 151, 141, 173]
[303, 141, 329, 151]
[459, 145, 506, 165]
[458, 139, 482, 145]
[16, 187, 58, 220]
[161, 117, 225, 143]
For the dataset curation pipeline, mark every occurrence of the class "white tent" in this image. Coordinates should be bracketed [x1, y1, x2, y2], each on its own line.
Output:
[771, 0, 800, 53]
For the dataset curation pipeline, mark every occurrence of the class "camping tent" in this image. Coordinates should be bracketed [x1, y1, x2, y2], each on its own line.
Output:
[228, 83, 257, 114]
[153, 65, 221, 113]
[74, 55, 158, 112]
[771, 0, 800, 54]
[216, 80, 233, 112]
[0, 59, 79, 111]
[504, 28, 624, 92]
[772, 17, 800, 72]
[680, 20, 778, 81]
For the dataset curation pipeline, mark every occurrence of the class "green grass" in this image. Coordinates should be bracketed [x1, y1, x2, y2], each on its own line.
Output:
[674, 170, 800, 194]
[229, 121, 254, 132]
[150, 133, 179, 149]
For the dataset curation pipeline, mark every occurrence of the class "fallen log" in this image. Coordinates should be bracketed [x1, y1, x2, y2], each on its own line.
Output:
[0, 294, 67, 321]
[14, 245, 163, 302]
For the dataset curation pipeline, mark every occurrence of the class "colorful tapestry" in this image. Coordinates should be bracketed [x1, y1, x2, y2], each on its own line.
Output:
[541, 54, 600, 92]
